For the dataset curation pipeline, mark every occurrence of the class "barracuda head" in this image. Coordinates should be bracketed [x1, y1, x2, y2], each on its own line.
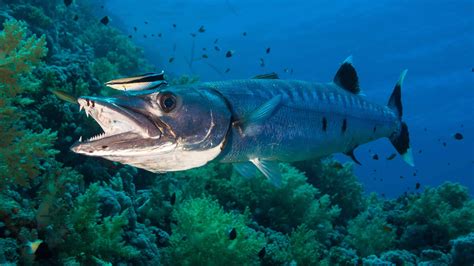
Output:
[71, 86, 231, 172]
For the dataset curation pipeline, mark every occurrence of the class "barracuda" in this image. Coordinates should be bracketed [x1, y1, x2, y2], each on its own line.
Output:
[71, 57, 414, 186]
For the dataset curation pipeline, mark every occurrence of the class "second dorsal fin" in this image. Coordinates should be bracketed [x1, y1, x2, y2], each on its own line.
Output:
[333, 56, 360, 94]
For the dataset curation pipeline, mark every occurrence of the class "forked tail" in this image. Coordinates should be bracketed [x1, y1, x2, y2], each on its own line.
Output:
[388, 70, 414, 166]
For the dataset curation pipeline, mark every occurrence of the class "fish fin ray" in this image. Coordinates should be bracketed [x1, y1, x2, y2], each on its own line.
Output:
[233, 162, 257, 179]
[250, 158, 282, 187]
[333, 55, 360, 94]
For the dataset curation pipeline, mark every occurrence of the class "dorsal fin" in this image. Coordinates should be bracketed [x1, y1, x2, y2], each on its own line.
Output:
[252, 72, 279, 79]
[333, 56, 360, 94]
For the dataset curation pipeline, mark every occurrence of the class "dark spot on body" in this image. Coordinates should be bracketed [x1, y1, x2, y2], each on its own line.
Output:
[101, 145, 108, 149]
[322, 117, 327, 131]
[91, 101, 95, 107]
[454, 133, 463, 140]
[88, 150, 93, 153]
[342, 118, 347, 133]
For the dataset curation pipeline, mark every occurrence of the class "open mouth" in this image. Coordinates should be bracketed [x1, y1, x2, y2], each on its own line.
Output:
[74, 96, 160, 144]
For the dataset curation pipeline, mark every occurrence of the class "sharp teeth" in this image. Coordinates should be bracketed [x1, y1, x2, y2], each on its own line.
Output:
[79, 136, 83, 142]
[79, 105, 84, 112]
[85, 109, 90, 117]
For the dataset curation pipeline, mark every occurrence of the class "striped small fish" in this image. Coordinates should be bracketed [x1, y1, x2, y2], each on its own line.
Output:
[105, 71, 167, 91]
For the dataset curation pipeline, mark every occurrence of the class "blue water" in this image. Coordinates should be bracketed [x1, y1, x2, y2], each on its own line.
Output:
[103, 0, 473, 197]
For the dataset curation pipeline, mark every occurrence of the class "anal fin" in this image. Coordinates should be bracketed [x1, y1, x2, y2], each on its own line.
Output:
[344, 148, 361, 165]
[250, 158, 282, 187]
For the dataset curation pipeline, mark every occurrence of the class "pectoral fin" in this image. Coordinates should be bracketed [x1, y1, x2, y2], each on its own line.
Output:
[234, 94, 282, 134]
[250, 158, 282, 187]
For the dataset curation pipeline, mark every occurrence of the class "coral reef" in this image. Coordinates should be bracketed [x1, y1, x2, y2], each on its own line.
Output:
[0, 0, 472, 265]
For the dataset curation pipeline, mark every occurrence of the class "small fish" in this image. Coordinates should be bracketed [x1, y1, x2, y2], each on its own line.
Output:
[26, 240, 43, 255]
[169, 57, 175, 63]
[228, 228, 237, 240]
[170, 192, 176, 205]
[413, 171, 417, 176]
[382, 225, 393, 232]
[333, 162, 344, 170]
[372, 154, 379, 160]
[259, 58, 265, 67]
[214, 46, 221, 51]
[143, 34, 147, 38]
[151, 34, 155, 37]
[202, 47, 207, 51]
[172, 23, 177, 28]
[198, 25, 205, 33]
[225, 68, 230, 73]
[415, 182, 421, 189]
[134, 26, 138, 32]
[202, 54, 208, 59]
[158, 33, 162, 37]
[242, 32, 247, 36]
[442, 142, 447, 147]
[100, 16, 109, 25]
[454, 133, 463, 140]
[266, 47, 271, 54]
[400, 175, 404, 179]
[386, 153, 396, 160]
[51, 90, 78, 104]
[128, 35, 132, 39]
[258, 247, 266, 258]
[64, 0, 73, 6]
[73, 15, 79, 21]
[418, 149, 422, 154]
[105, 72, 166, 91]
[214, 38, 219, 44]
[145, 21, 148, 24]
[225, 50, 234, 58]
[190, 33, 197, 37]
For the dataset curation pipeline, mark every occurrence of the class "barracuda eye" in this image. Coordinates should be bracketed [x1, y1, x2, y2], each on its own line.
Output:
[159, 92, 177, 112]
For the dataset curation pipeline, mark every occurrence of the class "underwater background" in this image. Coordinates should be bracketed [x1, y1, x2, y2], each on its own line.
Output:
[0, 0, 473, 265]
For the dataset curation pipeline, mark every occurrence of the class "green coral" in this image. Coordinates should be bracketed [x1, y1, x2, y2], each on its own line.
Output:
[57, 183, 139, 263]
[345, 197, 396, 256]
[294, 158, 365, 222]
[164, 197, 265, 266]
[0, 19, 56, 188]
[400, 182, 474, 248]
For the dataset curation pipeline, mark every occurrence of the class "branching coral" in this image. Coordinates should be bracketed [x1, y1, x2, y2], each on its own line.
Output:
[344, 199, 396, 257]
[55, 183, 139, 263]
[294, 158, 365, 222]
[164, 197, 265, 265]
[0, 19, 56, 188]
[399, 182, 474, 249]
